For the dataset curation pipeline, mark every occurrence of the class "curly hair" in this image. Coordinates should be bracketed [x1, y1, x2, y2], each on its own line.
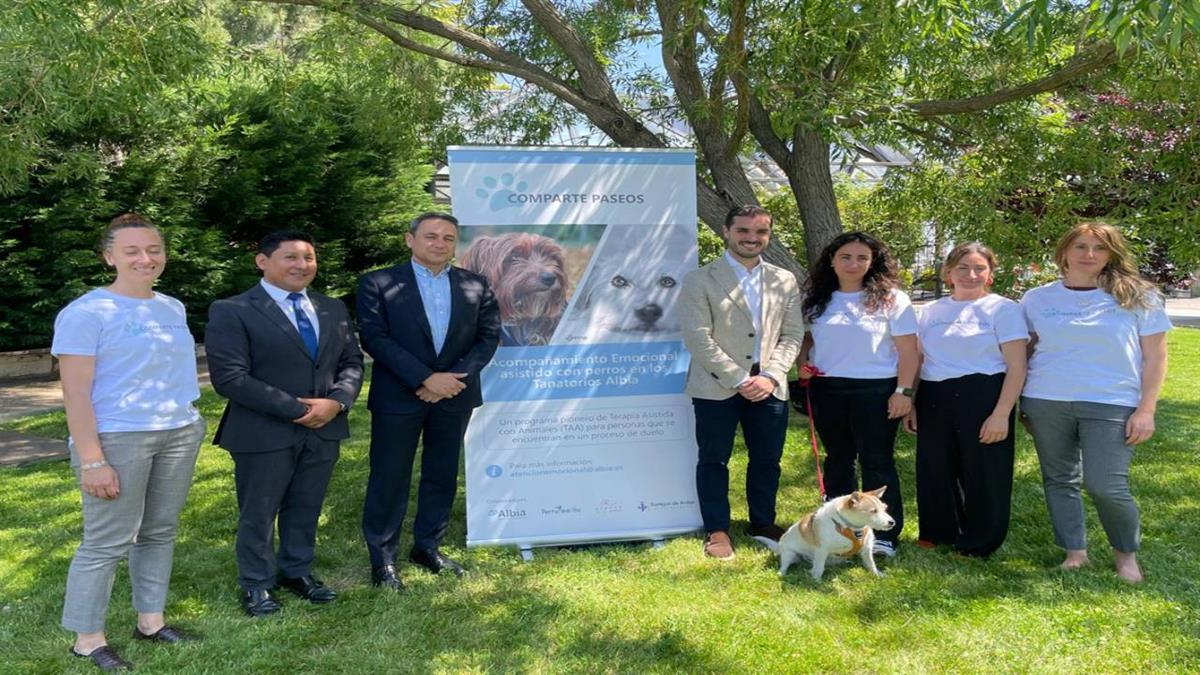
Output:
[1054, 221, 1157, 310]
[802, 231, 900, 323]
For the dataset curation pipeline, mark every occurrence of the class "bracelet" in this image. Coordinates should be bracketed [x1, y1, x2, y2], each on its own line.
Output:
[80, 460, 108, 471]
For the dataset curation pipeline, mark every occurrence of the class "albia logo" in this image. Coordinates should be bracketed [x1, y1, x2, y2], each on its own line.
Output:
[475, 173, 527, 211]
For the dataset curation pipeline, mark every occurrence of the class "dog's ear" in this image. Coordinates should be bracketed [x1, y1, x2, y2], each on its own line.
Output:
[847, 492, 861, 506]
[866, 486, 887, 499]
[459, 235, 507, 278]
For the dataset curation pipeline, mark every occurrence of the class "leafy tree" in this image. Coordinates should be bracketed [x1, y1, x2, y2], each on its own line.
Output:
[246, 0, 1198, 272]
[0, 2, 465, 349]
[863, 49, 1200, 296]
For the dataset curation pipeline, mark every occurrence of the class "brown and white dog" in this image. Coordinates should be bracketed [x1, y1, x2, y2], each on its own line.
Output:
[459, 232, 568, 346]
[763, 487, 896, 580]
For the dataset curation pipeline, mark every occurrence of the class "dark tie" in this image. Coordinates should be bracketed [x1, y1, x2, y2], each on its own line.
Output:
[287, 292, 319, 361]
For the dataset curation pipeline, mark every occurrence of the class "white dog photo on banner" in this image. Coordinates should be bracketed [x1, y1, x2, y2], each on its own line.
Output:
[554, 224, 697, 344]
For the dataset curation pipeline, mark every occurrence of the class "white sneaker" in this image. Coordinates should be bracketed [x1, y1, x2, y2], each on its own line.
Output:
[872, 540, 897, 558]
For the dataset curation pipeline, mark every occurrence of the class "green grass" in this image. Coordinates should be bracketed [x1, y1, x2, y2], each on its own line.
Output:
[3, 331, 1200, 673]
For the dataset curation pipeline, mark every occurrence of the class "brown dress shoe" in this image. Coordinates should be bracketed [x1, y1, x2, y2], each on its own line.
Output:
[703, 531, 736, 560]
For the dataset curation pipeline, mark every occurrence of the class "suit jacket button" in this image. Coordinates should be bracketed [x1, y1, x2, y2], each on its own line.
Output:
[748, 333, 755, 337]
[745, 355, 752, 360]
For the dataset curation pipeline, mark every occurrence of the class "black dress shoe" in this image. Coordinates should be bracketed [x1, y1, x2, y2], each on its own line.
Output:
[409, 548, 465, 577]
[371, 564, 404, 591]
[71, 645, 133, 671]
[133, 625, 195, 644]
[241, 588, 282, 617]
[276, 574, 336, 604]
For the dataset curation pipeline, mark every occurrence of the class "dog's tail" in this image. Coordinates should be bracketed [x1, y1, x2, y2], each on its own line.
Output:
[751, 535, 781, 554]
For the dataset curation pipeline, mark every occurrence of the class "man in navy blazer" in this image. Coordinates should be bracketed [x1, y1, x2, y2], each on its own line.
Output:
[358, 212, 500, 589]
[205, 230, 363, 616]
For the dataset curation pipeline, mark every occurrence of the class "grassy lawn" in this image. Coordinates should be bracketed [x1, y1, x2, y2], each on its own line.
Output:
[2, 330, 1199, 673]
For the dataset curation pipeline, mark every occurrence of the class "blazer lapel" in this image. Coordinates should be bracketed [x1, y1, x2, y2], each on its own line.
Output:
[249, 285, 312, 360]
[312, 293, 334, 362]
[397, 264, 435, 348]
[713, 258, 755, 325]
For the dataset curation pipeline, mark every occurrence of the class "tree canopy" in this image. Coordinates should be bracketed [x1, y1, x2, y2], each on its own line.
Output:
[245, 0, 1199, 272]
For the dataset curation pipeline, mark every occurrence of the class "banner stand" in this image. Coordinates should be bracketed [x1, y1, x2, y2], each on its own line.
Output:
[515, 536, 670, 562]
[448, 146, 704, 551]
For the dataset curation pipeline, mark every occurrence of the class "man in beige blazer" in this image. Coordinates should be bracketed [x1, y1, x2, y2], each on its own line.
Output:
[679, 205, 804, 560]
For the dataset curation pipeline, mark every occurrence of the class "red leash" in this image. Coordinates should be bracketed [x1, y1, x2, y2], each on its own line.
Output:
[797, 364, 827, 500]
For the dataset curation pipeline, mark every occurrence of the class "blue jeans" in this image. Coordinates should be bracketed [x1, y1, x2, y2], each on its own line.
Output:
[693, 394, 789, 532]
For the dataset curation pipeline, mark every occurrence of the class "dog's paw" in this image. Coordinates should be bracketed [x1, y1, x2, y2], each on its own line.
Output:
[474, 173, 527, 211]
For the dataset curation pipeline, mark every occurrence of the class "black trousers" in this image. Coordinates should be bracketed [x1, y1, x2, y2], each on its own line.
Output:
[231, 434, 339, 591]
[693, 394, 790, 532]
[915, 372, 1014, 557]
[362, 407, 473, 568]
[809, 376, 904, 544]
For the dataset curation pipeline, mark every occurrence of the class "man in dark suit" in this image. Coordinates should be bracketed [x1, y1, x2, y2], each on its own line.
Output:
[358, 212, 500, 589]
[205, 230, 363, 616]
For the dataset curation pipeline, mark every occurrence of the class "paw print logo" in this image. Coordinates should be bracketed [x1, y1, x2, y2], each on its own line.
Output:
[475, 173, 527, 211]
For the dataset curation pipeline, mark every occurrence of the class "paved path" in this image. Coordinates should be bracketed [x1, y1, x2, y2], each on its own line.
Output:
[1, 299, 1197, 466]
[0, 358, 208, 467]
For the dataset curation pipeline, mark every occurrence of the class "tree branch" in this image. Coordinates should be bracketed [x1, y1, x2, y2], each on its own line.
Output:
[249, 0, 594, 113]
[838, 41, 1119, 126]
[520, 0, 617, 106]
[907, 41, 1119, 117]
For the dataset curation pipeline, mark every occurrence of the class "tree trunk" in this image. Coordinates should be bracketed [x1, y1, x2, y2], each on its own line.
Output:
[787, 129, 843, 267]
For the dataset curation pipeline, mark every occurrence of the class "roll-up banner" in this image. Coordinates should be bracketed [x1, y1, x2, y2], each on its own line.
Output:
[448, 146, 703, 548]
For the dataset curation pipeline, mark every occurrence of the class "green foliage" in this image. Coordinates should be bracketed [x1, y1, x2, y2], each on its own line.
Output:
[0, 2, 471, 350]
[861, 52, 1200, 297]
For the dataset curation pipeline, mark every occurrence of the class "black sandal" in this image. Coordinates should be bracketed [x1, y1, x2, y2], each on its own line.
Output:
[71, 644, 133, 671]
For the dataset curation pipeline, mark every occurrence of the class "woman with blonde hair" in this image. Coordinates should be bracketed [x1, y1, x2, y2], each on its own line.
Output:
[1020, 222, 1170, 583]
[53, 214, 205, 670]
[907, 242, 1027, 557]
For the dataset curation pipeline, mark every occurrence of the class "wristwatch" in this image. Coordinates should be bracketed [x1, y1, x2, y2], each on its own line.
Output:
[894, 386, 915, 398]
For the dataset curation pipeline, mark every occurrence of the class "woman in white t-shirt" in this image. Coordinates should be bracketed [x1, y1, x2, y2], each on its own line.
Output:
[53, 214, 205, 669]
[1021, 222, 1170, 584]
[905, 242, 1028, 557]
[796, 231, 919, 557]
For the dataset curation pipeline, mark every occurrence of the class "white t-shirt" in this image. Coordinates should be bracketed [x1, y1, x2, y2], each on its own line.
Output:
[917, 294, 1029, 382]
[52, 289, 201, 433]
[1021, 281, 1172, 407]
[809, 288, 918, 378]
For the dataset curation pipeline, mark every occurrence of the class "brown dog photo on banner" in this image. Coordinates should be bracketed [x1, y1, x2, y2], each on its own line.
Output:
[459, 231, 569, 346]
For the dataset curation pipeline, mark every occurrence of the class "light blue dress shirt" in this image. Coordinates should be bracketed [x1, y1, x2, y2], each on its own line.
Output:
[412, 261, 452, 354]
[260, 279, 319, 340]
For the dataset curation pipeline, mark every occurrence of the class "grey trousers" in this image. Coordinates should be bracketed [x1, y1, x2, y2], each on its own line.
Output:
[1021, 397, 1140, 553]
[61, 419, 205, 633]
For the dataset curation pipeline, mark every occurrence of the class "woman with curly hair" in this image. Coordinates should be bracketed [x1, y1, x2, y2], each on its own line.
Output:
[1020, 222, 1170, 583]
[797, 231, 919, 557]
